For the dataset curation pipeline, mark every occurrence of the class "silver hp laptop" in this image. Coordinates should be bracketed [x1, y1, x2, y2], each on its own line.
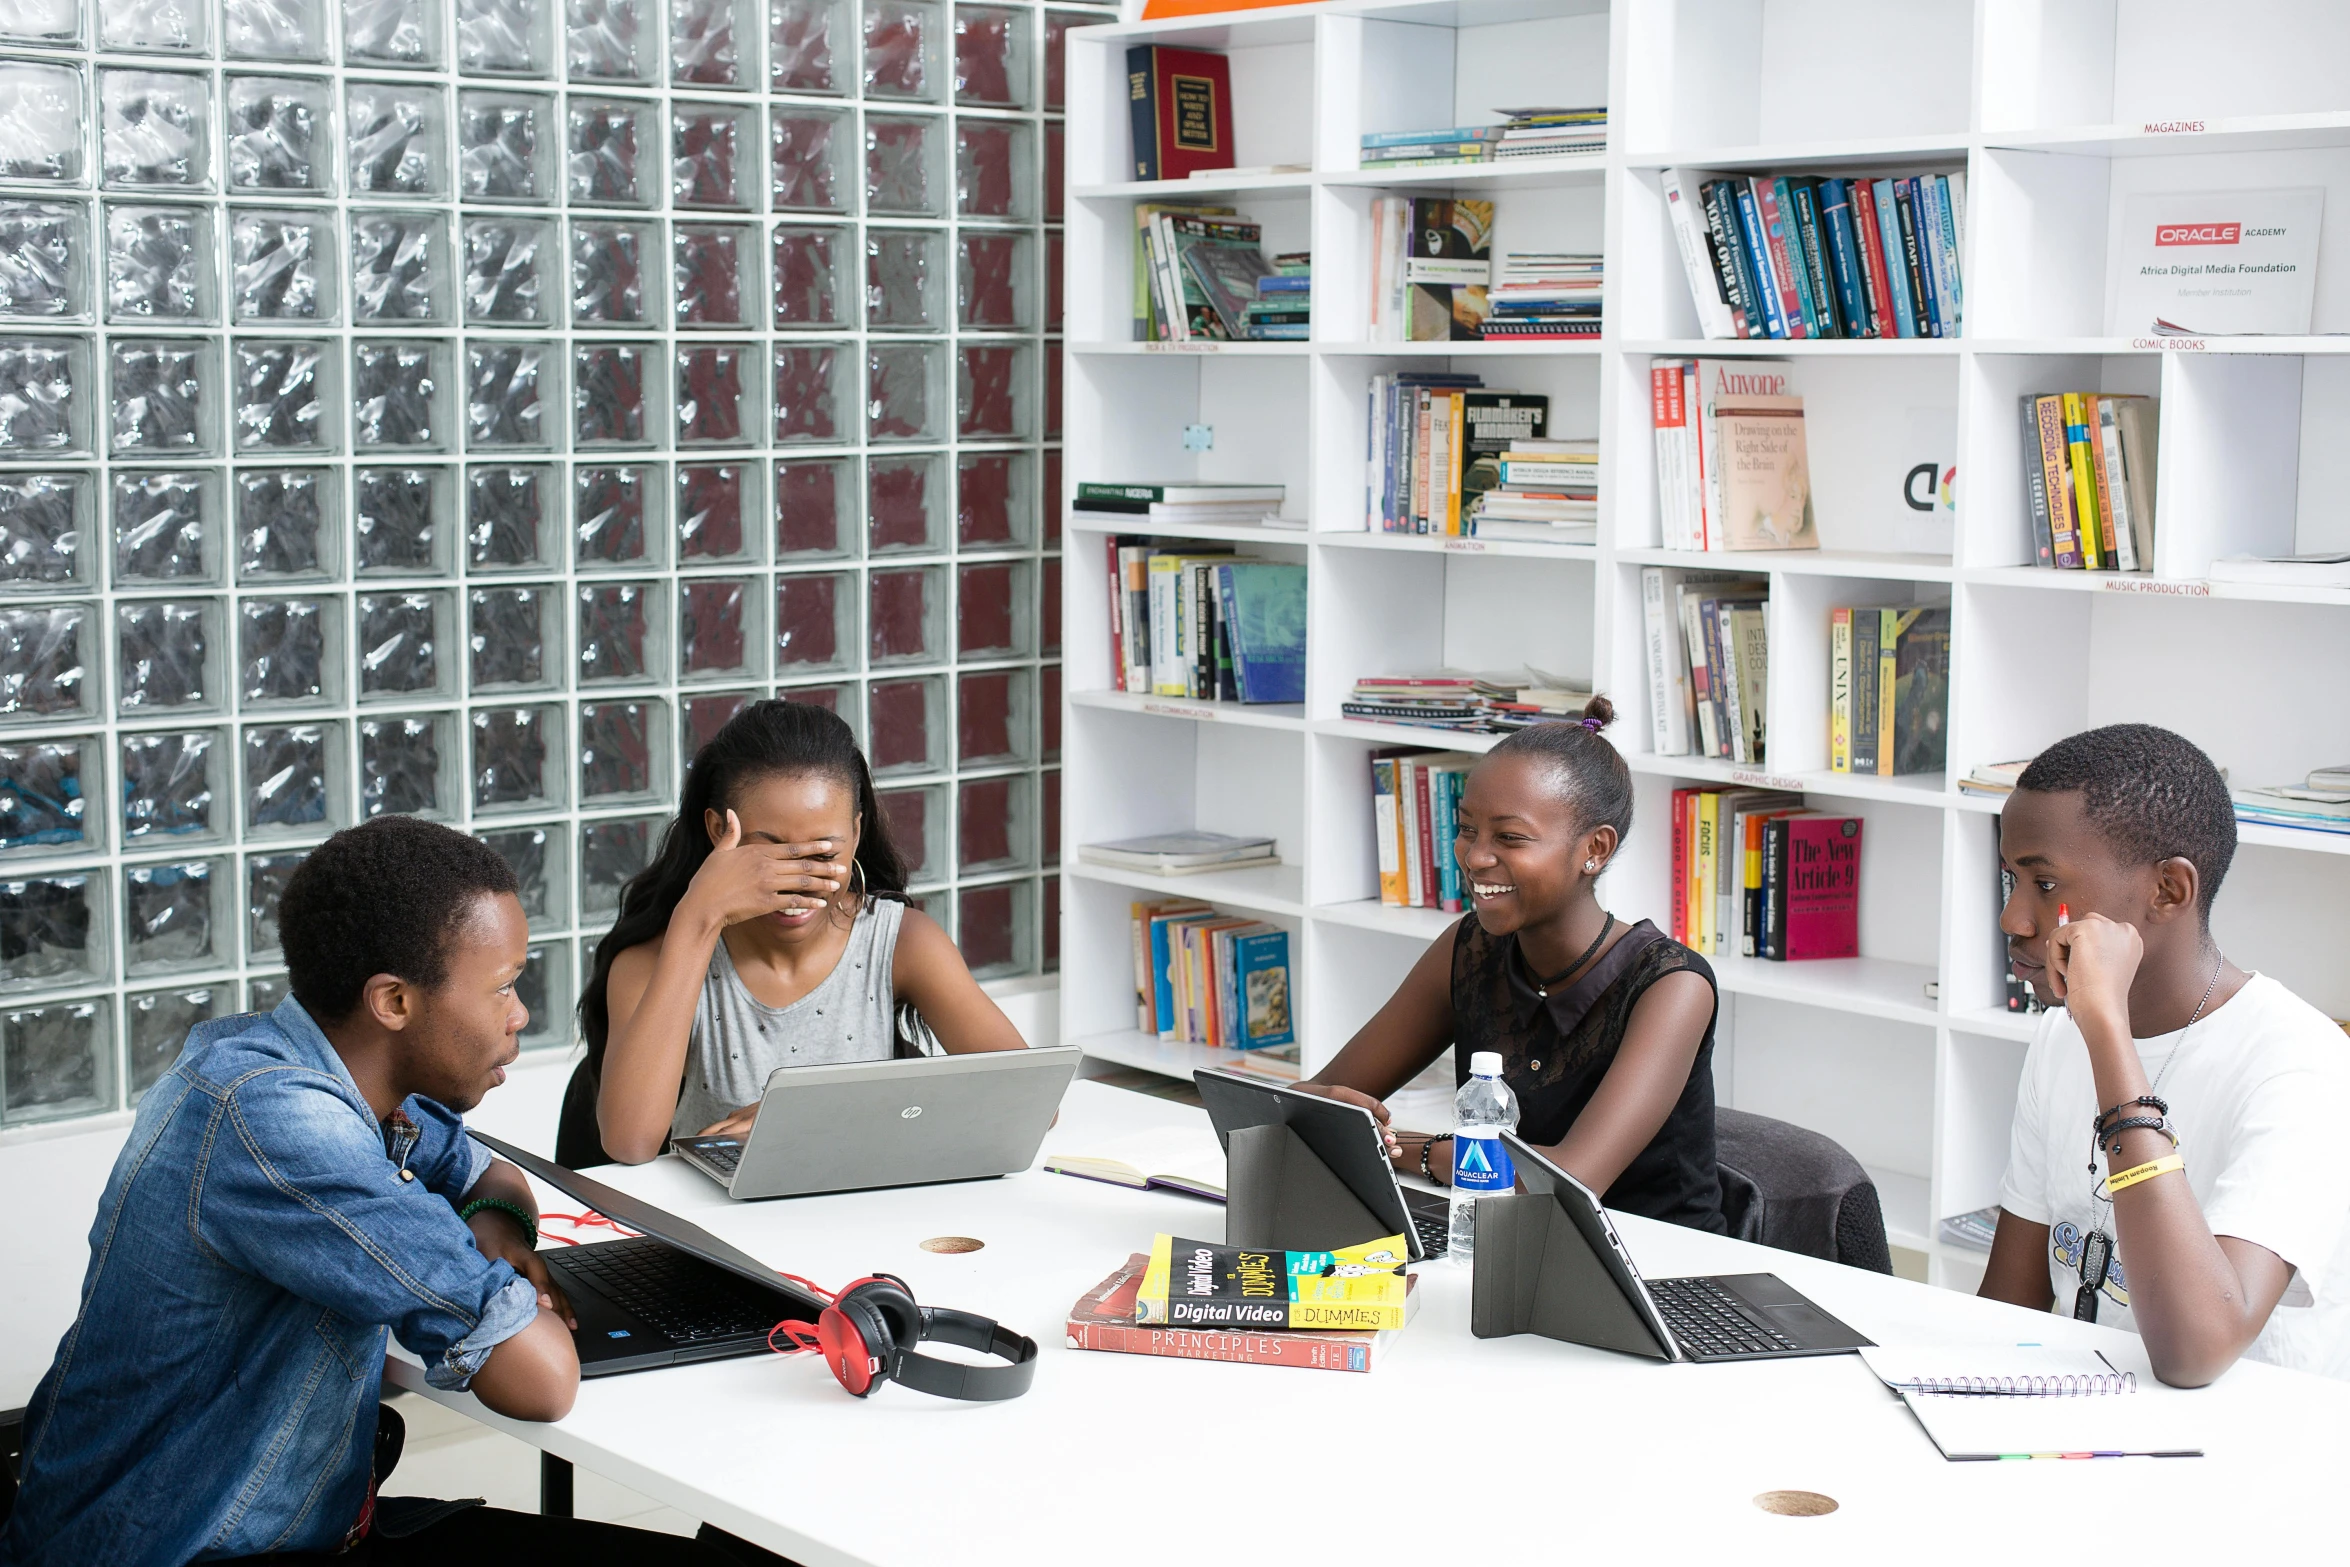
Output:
[673, 1046, 1082, 1199]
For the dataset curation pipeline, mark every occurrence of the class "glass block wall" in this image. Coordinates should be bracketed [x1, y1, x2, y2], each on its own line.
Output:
[0, 0, 1089, 1127]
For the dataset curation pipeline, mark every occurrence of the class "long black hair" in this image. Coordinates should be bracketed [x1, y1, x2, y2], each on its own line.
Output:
[577, 699, 908, 1074]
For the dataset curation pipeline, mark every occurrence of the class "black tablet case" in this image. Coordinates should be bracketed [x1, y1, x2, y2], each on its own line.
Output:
[1467, 1191, 1670, 1359]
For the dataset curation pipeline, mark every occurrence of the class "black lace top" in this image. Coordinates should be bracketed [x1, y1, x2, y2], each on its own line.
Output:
[1449, 915, 1725, 1233]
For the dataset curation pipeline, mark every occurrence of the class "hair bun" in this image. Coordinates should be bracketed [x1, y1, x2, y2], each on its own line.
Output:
[1580, 694, 1615, 731]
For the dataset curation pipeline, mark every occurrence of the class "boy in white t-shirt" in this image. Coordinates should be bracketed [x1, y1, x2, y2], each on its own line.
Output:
[1984, 724, 2350, 1385]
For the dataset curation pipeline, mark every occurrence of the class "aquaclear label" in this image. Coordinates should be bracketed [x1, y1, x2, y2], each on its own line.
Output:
[1452, 1129, 1515, 1195]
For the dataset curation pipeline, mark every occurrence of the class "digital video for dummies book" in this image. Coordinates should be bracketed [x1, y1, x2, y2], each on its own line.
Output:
[1135, 1234, 1410, 1330]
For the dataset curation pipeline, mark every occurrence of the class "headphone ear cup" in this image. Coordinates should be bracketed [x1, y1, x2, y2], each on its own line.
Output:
[842, 1278, 922, 1357]
[817, 1298, 888, 1397]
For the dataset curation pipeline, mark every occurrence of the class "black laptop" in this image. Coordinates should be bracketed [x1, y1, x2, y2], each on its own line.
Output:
[1191, 1070, 1453, 1261]
[469, 1130, 823, 1377]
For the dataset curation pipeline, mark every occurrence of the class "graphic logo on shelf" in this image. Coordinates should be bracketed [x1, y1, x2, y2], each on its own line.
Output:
[2154, 222, 2242, 247]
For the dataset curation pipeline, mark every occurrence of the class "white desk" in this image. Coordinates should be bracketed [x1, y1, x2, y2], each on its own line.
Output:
[388, 1081, 2350, 1563]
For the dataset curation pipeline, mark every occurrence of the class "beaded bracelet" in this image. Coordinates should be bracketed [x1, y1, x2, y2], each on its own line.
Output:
[458, 1197, 539, 1250]
[2104, 1154, 2186, 1195]
[1420, 1134, 1451, 1185]
[2096, 1095, 2170, 1135]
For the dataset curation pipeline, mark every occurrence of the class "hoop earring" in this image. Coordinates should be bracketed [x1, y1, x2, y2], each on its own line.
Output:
[849, 858, 867, 907]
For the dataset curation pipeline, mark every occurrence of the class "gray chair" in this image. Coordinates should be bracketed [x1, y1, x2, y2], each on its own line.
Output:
[1714, 1108, 1894, 1274]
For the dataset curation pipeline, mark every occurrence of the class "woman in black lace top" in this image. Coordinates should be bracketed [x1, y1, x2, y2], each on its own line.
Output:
[1300, 698, 1725, 1232]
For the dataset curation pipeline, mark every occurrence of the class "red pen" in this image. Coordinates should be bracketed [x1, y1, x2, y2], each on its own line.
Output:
[2058, 903, 2070, 926]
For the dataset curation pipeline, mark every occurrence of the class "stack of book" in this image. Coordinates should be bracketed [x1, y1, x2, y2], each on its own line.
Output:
[1650, 357, 1818, 552]
[1471, 437, 1597, 543]
[1369, 197, 1491, 342]
[1959, 759, 2028, 799]
[1481, 252, 1602, 338]
[1662, 167, 1964, 341]
[1373, 749, 1479, 912]
[1493, 105, 1607, 159]
[1097, 536, 1305, 704]
[1066, 1245, 1418, 1374]
[2019, 393, 2158, 572]
[1637, 567, 1768, 764]
[1354, 105, 1604, 170]
[1243, 254, 1311, 340]
[1364, 375, 1556, 537]
[1134, 204, 1292, 342]
[1076, 480, 1282, 525]
[1343, 669, 1595, 735]
[2232, 766, 2350, 837]
[1673, 790, 1859, 961]
[1829, 605, 1950, 778]
[1079, 831, 1277, 877]
[1127, 898, 1296, 1052]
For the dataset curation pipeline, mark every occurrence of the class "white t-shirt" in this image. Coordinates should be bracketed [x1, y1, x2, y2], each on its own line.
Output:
[1999, 973, 2350, 1381]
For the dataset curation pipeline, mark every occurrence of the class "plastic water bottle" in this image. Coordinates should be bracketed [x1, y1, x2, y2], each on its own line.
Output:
[1448, 1050, 1520, 1261]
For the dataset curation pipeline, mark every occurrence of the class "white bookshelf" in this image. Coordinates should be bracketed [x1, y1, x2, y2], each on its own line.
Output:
[1058, 0, 2350, 1287]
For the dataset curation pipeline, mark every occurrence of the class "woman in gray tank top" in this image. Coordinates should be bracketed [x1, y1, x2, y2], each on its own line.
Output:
[577, 701, 1030, 1165]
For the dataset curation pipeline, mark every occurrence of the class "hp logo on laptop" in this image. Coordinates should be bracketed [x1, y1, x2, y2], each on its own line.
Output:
[901, 1105, 923, 1118]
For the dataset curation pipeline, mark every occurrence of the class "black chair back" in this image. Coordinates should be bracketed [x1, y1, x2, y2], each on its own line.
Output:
[1714, 1107, 1894, 1274]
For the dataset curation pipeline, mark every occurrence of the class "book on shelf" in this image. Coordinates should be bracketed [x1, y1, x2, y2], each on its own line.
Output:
[1132, 200, 1234, 340]
[1240, 253, 1311, 340]
[2018, 394, 2158, 571]
[1481, 252, 1602, 340]
[1369, 196, 1493, 342]
[1475, 436, 1597, 541]
[1669, 787, 1803, 957]
[1959, 758, 2029, 799]
[2231, 782, 2350, 836]
[1937, 1205, 1998, 1252]
[1142, 211, 1302, 343]
[1357, 106, 1603, 169]
[1637, 568, 1766, 763]
[1126, 46, 1234, 183]
[1367, 373, 1574, 538]
[1136, 1233, 1410, 1329]
[1098, 539, 1301, 705]
[1130, 903, 1295, 1049]
[1067, 1253, 1421, 1373]
[1650, 358, 1816, 552]
[1081, 831, 1278, 875]
[1372, 749, 1481, 912]
[1828, 605, 1949, 777]
[1344, 668, 1596, 737]
[1765, 813, 1861, 962]
[2207, 551, 2350, 588]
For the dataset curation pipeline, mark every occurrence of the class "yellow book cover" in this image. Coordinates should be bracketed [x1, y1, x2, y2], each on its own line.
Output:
[2061, 392, 2105, 571]
[1446, 390, 1466, 535]
[1695, 790, 1718, 955]
[1829, 606, 1852, 774]
[1136, 1234, 1411, 1330]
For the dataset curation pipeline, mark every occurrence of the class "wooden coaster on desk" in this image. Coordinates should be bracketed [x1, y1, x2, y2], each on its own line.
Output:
[1753, 1491, 1838, 1517]
[920, 1235, 985, 1254]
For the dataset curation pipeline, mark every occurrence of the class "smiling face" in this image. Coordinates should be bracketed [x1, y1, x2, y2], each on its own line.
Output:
[1454, 752, 1606, 937]
[1998, 786, 2191, 1004]
[704, 767, 862, 941]
[398, 891, 532, 1113]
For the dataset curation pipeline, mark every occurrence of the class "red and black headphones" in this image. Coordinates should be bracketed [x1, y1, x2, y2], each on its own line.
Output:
[770, 1273, 1038, 1401]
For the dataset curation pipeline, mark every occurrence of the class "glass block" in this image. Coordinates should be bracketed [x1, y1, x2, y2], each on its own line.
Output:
[770, 108, 849, 213]
[232, 340, 334, 454]
[671, 107, 753, 210]
[3, 1, 83, 47]
[865, 113, 942, 216]
[225, 77, 331, 195]
[866, 340, 941, 442]
[1039, 562, 1061, 657]
[578, 814, 658, 917]
[1044, 347, 1062, 439]
[958, 666, 1030, 764]
[953, 6, 1027, 107]
[238, 597, 336, 707]
[477, 824, 565, 926]
[0, 64, 85, 185]
[463, 217, 553, 325]
[0, 472, 92, 590]
[356, 590, 453, 698]
[104, 205, 212, 323]
[112, 468, 219, 584]
[775, 456, 852, 559]
[459, 91, 556, 203]
[569, 220, 655, 324]
[868, 451, 941, 554]
[956, 230, 1030, 331]
[577, 581, 657, 683]
[352, 466, 452, 575]
[676, 461, 754, 562]
[957, 773, 1030, 871]
[674, 223, 753, 327]
[779, 679, 856, 743]
[957, 558, 1028, 657]
[468, 584, 556, 689]
[231, 209, 336, 324]
[121, 729, 219, 841]
[1, 998, 113, 1124]
[347, 83, 448, 196]
[0, 873, 103, 990]
[957, 450, 1030, 549]
[1043, 10, 1082, 111]
[108, 338, 213, 455]
[672, 0, 745, 87]
[347, 0, 444, 66]
[1041, 446, 1061, 547]
[681, 689, 752, 759]
[0, 603, 94, 720]
[1040, 756, 1059, 843]
[101, 71, 212, 192]
[677, 577, 754, 679]
[350, 210, 451, 324]
[225, 0, 330, 61]
[234, 469, 334, 582]
[677, 344, 752, 446]
[958, 342, 1030, 439]
[517, 942, 569, 1048]
[567, 0, 653, 83]
[0, 737, 94, 854]
[573, 342, 650, 446]
[876, 782, 944, 882]
[246, 972, 288, 1009]
[865, 228, 942, 330]
[1043, 120, 1063, 222]
[457, 0, 555, 76]
[471, 703, 562, 812]
[579, 698, 663, 799]
[1, 201, 90, 321]
[123, 858, 224, 976]
[242, 721, 341, 832]
[907, 886, 947, 932]
[244, 849, 303, 956]
[0, 339, 86, 454]
[352, 340, 451, 451]
[359, 712, 454, 818]
[567, 98, 654, 207]
[1045, 228, 1063, 331]
[466, 464, 555, 569]
[127, 986, 218, 1101]
[868, 563, 941, 666]
[775, 570, 852, 675]
[772, 225, 850, 327]
[954, 117, 1030, 220]
[1042, 872, 1058, 970]
[956, 878, 1028, 977]
[116, 597, 218, 712]
[770, 0, 848, 93]
[573, 464, 658, 569]
[772, 341, 844, 444]
[864, 0, 941, 101]
[465, 340, 553, 450]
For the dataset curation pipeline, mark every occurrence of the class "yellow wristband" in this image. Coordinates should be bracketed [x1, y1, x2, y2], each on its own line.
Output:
[2104, 1153, 2185, 1195]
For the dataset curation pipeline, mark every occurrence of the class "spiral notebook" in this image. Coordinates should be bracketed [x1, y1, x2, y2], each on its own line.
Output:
[1860, 1347, 2204, 1461]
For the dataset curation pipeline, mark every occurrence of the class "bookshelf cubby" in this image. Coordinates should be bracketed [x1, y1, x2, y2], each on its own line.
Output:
[1061, 0, 2350, 1287]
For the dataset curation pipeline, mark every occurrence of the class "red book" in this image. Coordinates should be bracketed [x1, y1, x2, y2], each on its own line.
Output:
[1105, 536, 1126, 690]
[1066, 1255, 1419, 1373]
[1849, 181, 1900, 343]
[1125, 46, 1235, 182]
[1784, 816, 1862, 961]
[1749, 178, 1809, 340]
[1669, 787, 1690, 944]
[1413, 761, 1437, 909]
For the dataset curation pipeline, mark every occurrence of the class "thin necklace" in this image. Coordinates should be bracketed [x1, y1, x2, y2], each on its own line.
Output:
[2147, 949, 2226, 1102]
[1532, 912, 1613, 999]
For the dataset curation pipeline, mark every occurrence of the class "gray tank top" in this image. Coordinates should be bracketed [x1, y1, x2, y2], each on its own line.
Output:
[670, 898, 906, 1139]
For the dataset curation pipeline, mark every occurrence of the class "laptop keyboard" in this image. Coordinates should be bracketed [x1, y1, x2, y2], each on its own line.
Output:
[552, 1236, 785, 1345]
[682, 1137, 742, 1175]
[1647, 1275, 1800, 1357]
[1403, 1191, 1451, 1258]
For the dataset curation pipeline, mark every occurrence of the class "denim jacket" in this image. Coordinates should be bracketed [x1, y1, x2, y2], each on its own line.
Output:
[0, 998, 539, 1566]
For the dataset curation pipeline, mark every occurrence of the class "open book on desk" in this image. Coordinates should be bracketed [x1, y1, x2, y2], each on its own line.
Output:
[1043, 1129, 1228, 1203]
[1861, 1347, 2203, 1460]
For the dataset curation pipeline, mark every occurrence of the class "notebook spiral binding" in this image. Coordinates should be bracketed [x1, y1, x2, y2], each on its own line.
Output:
[1902, 1371, 2138, 1396]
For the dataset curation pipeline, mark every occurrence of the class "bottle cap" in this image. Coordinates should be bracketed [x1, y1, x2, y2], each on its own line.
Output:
[1469, 1051, 1503, 1078]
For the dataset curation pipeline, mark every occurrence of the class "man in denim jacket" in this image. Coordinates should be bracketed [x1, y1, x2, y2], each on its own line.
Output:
[0, 818, 758, 1565]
